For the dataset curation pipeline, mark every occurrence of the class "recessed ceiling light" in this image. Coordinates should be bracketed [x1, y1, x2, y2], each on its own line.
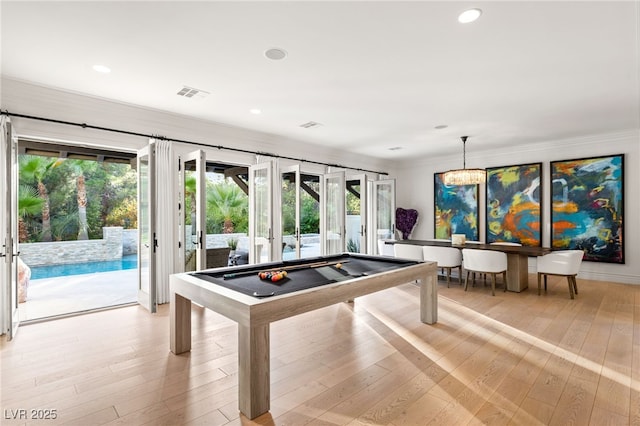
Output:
[458, 8, 482, 23]
[92, 64, 111, 73]
[250, 108, 262, 115]
[435, 124, 448, 130]
[265, 48, 287, 60]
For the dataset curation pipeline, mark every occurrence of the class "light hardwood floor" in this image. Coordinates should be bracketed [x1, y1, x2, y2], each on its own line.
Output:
[1, 274, 639, 425]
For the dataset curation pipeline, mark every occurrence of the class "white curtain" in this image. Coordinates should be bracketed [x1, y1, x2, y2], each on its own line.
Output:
[153, 138, 177, 304]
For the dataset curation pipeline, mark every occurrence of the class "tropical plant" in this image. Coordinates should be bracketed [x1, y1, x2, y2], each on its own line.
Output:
[76, 172, 89, 240]
[105, 198, 137, 228]
[207, 180, 248, 234]
[227, 238, 238, 250]
[18, 154, 137, 241]
[184, 174, 197, 226]
[300, 196, 320, 234]
[17, 184, 44, 242]
[18, 155, 59, 242]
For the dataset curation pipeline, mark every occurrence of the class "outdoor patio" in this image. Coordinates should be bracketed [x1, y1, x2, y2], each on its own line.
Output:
[19, 269, 137, 322]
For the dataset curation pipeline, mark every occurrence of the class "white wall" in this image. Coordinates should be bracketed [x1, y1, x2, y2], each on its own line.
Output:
[394, 130, 640, 285]
[1, 77, 389, 176]
[3, 77, 638, 285]
[0, 78, 393, 309]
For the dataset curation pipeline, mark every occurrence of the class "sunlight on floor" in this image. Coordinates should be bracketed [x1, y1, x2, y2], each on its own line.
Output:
[19, 269, 137, 321]
[361, 287, 637, 425]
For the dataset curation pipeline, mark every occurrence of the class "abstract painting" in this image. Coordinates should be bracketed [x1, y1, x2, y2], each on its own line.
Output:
[434, 172, 479, 240]
[551, 154, 624, 263]
[486, 163, 541, 246]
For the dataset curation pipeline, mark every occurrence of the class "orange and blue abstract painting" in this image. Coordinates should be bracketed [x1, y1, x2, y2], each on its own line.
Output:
[551, 154, 624, 263]
[434, 173, 478, 240]
[486, 163, 541, 246]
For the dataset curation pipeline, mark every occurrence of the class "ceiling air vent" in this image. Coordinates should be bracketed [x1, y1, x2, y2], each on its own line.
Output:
[177, 86, 209, 99]
[299, 121, 322, 129]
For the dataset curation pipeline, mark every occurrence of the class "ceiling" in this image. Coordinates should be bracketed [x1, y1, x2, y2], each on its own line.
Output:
[2, 1, 639, 160]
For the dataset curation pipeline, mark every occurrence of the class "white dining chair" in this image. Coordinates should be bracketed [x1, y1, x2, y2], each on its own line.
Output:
[536, 250, 584, 299]
[462, 248, 508, 296]
[422, 246, 462, 287]
[393, 243, 424, 261]
[377, 239, 395, 256]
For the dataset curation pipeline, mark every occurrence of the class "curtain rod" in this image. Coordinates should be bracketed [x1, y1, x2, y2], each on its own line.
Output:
[1, 110, 388, 175]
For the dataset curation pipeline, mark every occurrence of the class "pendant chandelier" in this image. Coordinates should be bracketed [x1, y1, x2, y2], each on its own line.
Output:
[442, 136, 486, 185]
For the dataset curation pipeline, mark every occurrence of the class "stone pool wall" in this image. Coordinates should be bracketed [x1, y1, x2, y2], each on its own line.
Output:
[19, 227, 132, 267]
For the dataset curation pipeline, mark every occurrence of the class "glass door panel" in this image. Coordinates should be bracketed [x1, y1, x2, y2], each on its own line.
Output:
[371, 179, 396, 255]
[346, 174, 367, 254]
[300, 173, 321, 258]
[249, 162, 272, 264]
[137, 144, 156, 313]
[323, 172, 345, 255]
[182, 150, 205, 272]
[280, 166, 300, 261]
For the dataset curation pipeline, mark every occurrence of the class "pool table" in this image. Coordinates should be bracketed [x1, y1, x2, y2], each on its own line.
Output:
[169, 253, 438, 419]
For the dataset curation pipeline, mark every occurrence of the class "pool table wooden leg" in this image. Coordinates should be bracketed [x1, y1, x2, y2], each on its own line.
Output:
[170, 292, 192, 355]
[420, 271, 438, 324]
[238, 323, 270, 419]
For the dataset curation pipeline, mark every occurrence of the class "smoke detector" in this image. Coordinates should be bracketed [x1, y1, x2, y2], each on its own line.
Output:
[265, 48, 287, 60]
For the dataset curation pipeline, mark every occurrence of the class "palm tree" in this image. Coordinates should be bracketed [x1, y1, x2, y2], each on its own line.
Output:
[58, 159, 92, 240]
[208, 182, 247, 234]
[17, 184, 44, 242]
[18, 155, 58, 242]
[76, 173, 89, 240]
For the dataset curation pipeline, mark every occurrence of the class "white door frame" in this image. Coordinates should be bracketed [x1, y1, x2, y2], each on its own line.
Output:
[137, 144, 157, 313]
[370, 179, 396, 255]
[346, 173, 368, 254]
[322, 171, 345, 255]
[1, 117, 20, 339]
[180, 150, 206, 271]
[249, 162, 273, 264]
[278, 165, 301, 261]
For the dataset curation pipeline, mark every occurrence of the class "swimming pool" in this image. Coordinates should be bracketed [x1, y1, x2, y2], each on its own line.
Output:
[30, 255, 138, 280]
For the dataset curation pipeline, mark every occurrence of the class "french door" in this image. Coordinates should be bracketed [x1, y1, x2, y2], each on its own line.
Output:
[1, 117, 19, 340]
[279, 165, 301, 260]
[137, 144, 157, 313]
[181, 150, 206, 272]
[370, 179, 396, 255]
[249, 162, 273, 264]
[322, 172, 345, 255]
[346, 174, 368, 253]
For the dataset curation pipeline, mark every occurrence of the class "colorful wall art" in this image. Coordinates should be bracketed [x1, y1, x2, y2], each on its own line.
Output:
[550, 154, 624, 263]
[434, 173, 479, 240]
[486, 163, 542, 246]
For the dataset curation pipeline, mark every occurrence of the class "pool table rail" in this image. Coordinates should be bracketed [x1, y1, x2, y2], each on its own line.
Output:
[169, 255, 438, 419]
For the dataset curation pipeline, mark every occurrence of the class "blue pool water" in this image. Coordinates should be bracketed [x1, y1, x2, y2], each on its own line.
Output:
[30, 255, 138, 280]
